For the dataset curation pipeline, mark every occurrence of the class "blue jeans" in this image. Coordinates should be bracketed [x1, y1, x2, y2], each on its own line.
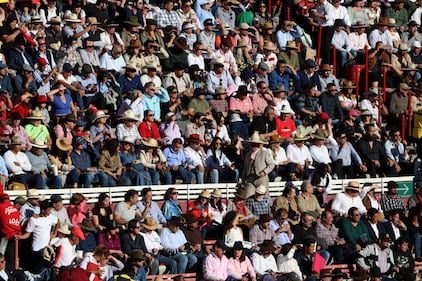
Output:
[171, 166, 194, 184]
[190, 167, 204, 184]
[209, 167, 239, 183]
[171, 253, 197, 274]
[13, 173, 46, 189]
[76, 170, 108, 187]
[45, 175, 62, 189]
[155, 254, 177, 274]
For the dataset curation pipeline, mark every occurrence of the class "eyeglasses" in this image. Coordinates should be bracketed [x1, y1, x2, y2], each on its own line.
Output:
[353, 214, 361, 217]
[134, 226, 141, 229]
[172, 192, 178, 195]
[148, 114, 154, 117]
[340, 136, 347, 139]
[394, 134, 401, 136]
[286, 24, 292, 27]
[260, 5, 266, 7]
[215, 142, 222, 145]
[86, 45, 94, 48]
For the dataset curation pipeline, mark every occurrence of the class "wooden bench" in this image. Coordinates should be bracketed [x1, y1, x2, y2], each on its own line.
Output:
[146, 272, 197, 281]
[415, 261, 422, 276]
[323, 264, 354, 275]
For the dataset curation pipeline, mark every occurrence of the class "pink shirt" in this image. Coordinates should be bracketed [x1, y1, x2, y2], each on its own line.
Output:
[349, 32, 371, 51]
[229, 96, 253, 113]
[251, 94, 271, 116]
[228, 257, 256, 279]
[67, 199, 87, 226]
[204, 253, 229, 281]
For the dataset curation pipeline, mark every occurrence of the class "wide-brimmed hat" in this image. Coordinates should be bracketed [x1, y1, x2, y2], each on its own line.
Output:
[65, 13, 81, 23]
[64, 113, 76, 122]
[332, 268, 347, 278]
[378, 17, 390, 26]
[245, 132, 268, 145]
[183, 23, 195, 30]
[92, 111, 109, 123]
[168, 216, 185, 226]
[346, 181, 361, 192]
[27, 189, 43, 199]
[187, 134, 203, 143]
[239, 22, 249, 30]
[399, 82, 411, 90]
[141, 138, 159, 148]
[105, 19, 119, 28]
[255, 184, 267, 195]
[141, 217, 160, 231]
[210, 57, 225, 66]
[306, 59, 317, 68]
[57, 224, 71, 235]
[342, 80, 356, 89]
[294, 132, 310, 141]
[352, 21, 369, 28]
[259, 240, 276, 252]
[120, 110, 140, 121]
[87, 17, 100, 25]
[48, 16, 62, 25]
[211, 188, 222, 198]
[122, 136, 135, 145]
[213, 87, 226, 95]
[233, 241, 244, 250]
[285, 40, 298, 50]
[262, 22, 273, 29]
[9, 136, 23, 146]
[31, 16, 42, 24]
[78, 218, 96, 232]
[56, 137, 72, 151]
[319, 64, 331, 72]
[31, 138, 48, 149]
[269, 135, 281, 144]
[234, 189, 248, 200]
[312, 129, 327, 140]
[215, 239, 228, 250]
[27, 110, 44, 120]
[236, 39, 248, 48]
[263, 41, 276, 51]
[124, 16, 140, 26]
[399, 42, 409, 51]
[273, 85, 287, 93]
[361, 109, 373, 116]
[388, 18, 397, 27]
[200, 189, 211, 199]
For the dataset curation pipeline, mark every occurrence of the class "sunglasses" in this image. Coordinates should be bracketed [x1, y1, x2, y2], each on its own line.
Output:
[148, 114, 154, 117]
[172, 192, 178, 195]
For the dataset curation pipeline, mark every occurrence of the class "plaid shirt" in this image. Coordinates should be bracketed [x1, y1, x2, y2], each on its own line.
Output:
[380, 194, 407, 214]
[316, 222, 338, 247]
[246, 197, 272, 219]
[156, 9, 182, 31]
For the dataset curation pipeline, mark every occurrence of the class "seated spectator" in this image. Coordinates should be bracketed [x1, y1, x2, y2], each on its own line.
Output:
[159, 112, 183, 144]
[19, 189, 41, 224]
[286, 132, 313, 181]
[184, 134, 207, 184]
[26, 138, 62, 189]
[50, 194, 72, 228]
[339, 207, 370, 252]
[203, 240, 229, 281]
[119, 136, 150, 186]
[139, 138, 171, 185]
[25, 110, 52, 149]
[116, 110, 142, 143]
[291, 212, 317, 245]
[80, 245, 124, 281]
[75, 218, 97, 255]
[162, 187, 182, 220]
[70, 136, 107, 188]
[97, 224, 125, 259]
[383, 209, 409, 243]
[275, 106, 296, 142]
[393, 236, 416, 280]
[160, 216, 197, 273]
[310, 163, 332, 207]
[356, 124, 386, 177]
[136, 187, 167, 226]
[5, 112, 31, 151]
[223, 210, 252, 248]
[380, 181, 407, 216]
[245, 185, 272, 219]
[276, 244, 302, 280]
[293, 237, 322, 280]
[206, 137, 238, 184]
[360, 183, 382, 211]
[362, 208, 386, 244]
[114, 189, 143, 227]
[138, 109, 160, 141]
[139, 217, 177, 274]
[208, 188, 227, 226]
[273, 183, 300, 224]
[296, 180, 322, 219]
[270, 208, 294, 246]
[251, 240, 279, 278]
[182, 214, 203, 259]
[384, 129, 410, 176]
[92, 193, 114, 231]
[67, 193, 88, 226]
[331, 181, 367, 217]
[268, 135, 292, 181]
[163, 138, 194, 184]
[50, 225, 84, 268]
[228, 241, 256, 281]
[249, 214, 278, 246]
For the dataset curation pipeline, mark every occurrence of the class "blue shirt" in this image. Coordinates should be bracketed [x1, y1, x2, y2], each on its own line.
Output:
[0, 156, 9, 177]
[76, 232, 97, 253]
[160, 227, 187, 254]
[118, 74, 143, 95]
[163, 146, 187, 166]
[162, 200, 182, 221]
[268, 68, 298, 92]
[136, 200, 167, 224]
[71, 150, 93, 171]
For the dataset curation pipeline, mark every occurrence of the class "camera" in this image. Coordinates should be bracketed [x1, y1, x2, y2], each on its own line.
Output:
[154, 46, 161, 52]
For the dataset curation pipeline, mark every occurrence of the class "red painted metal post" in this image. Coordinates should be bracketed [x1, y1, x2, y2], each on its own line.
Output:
[383, 68, 387, 101]
[317, 26, 322, 64]
[402, 115, 406, 141]
[269, 0, 272, 14]
[408, 91, 413, 138]
[287, 7, 291, 21]
[15, 237, 18, 270]
[365, 46, 369, 91]
[332, 46, 336, 76]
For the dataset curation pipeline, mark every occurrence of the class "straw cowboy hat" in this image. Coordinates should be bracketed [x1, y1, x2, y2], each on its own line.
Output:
[30, 16, 42, 24]
[122, 136, 135, 145]
[213, 87, 226, 95]
[294, 132, 310, 141]
[26, 110, 44, 120]
[236, 40, 248, 48]
[234, 188, 248, 200]
[9, 136, 23, 146]
[341, 80, 356, 89]
[56, 137, 73, 151]
[87, 17, 101, 25]
[285, 40, 298, 50]
[263, 41, 277, 51]
[141, 138, 159, 148]
[120, 110, 140, 121]
[245, 132, 268, 145]
[346, 181, 361, 192]
[27, 189, 43, 199]
[273, 85, 287, 93]
[211, 188, 222, 198]
[388, 18, 397, 27]
[47, 16, 62, 25]
[312, 129, 327, 140]
[65, 13, 82, 23]
[269, 135, 281, 144]
[361, 109, 373, 116]
[31, 138, 48, 149]
[210, 57, 225, 65]
[255, 184, 267, 195]
[141, 217, 160, 231]
[200, 189, 211, 199]
[262, 22, 273, 29]
[93, 111, 109, 122]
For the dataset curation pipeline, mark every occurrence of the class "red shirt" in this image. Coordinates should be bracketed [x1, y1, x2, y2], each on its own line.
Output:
[10, 104, 30, 119]
[276, 117, 296, 139]
[138, 121, 160, 139]
[0, 200, 21, 239]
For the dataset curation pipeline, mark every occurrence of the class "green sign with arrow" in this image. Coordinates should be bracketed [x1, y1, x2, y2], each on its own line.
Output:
[397, 182, 414, 198]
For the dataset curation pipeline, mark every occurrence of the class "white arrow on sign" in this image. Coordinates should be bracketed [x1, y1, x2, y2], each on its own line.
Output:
[397, 183, 411, 194]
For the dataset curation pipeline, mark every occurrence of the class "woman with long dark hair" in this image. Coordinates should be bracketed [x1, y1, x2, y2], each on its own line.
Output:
[228, 241, 256, 281]
[119, 136, 151, 186]
[92, 193, 114, 231]
[206, 137, 239, 184]
[139, 138, 171, 185]
[162, 187, 182, 220]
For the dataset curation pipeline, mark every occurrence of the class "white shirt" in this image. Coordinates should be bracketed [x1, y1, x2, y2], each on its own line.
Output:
[315, 0, 336, 26]
[251, 253, 278, 275]
[331, 192, 367, 216]
[50, 237, 76, 267]
[333, 5, 351, 26]
[269, 219, 293, 246]
[369, 221, 380, 239]
[286, 143, 312, 166]
[26, 214, 58, 251]
[310, 144, 332, 164]
[159, 227, 188, 254]
[184, 146, 206, 169]
[187, 53, 205, 69]
[99, 32, 124, 51]
[140, 231, 163, 254]
[99, 53, 126, 73]
[4, 150, 31, 175]
[271, 147, 288, 165]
